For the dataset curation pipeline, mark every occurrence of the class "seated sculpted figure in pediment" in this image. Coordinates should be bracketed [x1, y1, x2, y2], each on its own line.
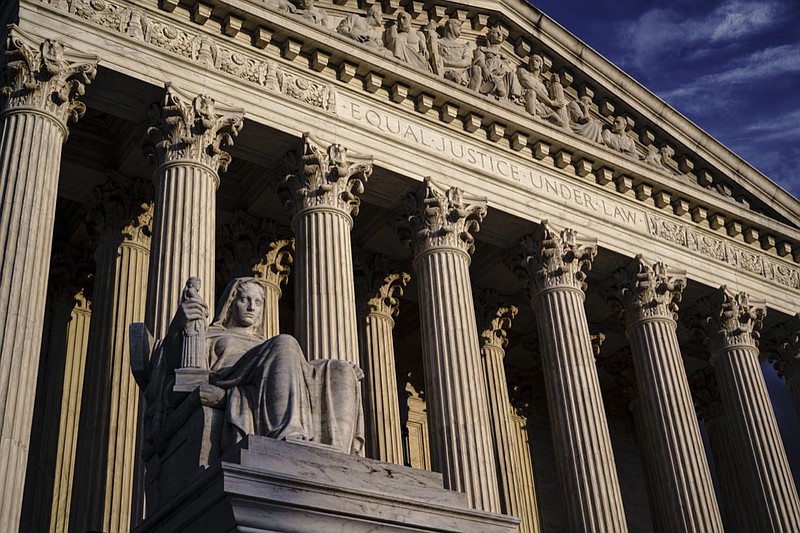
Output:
[567, 95, 604, 143]
[428, 19, 478, 86]
[337, 5, 385, 49]
[290, 0, 330, 28]
[518, 55, 568, 128]
[385, 11, 431, 71]
[602, 116, 638, 159]
[470, 25, 522, 101]
[141, 277, 364, 463]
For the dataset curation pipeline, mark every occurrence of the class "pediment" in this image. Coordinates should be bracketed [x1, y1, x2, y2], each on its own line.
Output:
[27, 0, 800, 260]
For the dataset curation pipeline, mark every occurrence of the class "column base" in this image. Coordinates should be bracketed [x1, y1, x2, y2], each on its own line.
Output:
[136, 436, 520, 533]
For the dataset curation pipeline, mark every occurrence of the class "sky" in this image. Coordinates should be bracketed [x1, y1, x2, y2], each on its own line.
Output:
[533, 0, 800, 477]
[534, 0, 800, 200]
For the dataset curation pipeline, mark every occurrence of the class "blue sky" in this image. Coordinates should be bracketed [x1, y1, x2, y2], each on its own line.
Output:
[535, 0, 800, 200]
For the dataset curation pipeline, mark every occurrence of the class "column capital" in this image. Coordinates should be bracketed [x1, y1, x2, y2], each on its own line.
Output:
[689, 366, 724, 421]
[697, 286, 766, 357]
[84, 174, 154, 248]
[280, 133, 373, 219]
[398, 177, 487, 259]
[1, 26, 97, 130]
[474, 288, 517, 350]
[354, 252, 410, 318]
[612, 255, 686, 326]
[252, 238, 295, 289]
[144, 83, 244, 174]
[510, 221, 597, 295]
[764, 315, 800, 380]
[599, 347, 638, 408]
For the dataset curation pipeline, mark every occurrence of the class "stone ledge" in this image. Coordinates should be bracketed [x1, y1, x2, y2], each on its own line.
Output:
[136, 435, 520, 532]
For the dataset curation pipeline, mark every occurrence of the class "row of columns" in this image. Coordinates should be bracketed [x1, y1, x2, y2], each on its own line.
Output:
[3, 28, 800, 533]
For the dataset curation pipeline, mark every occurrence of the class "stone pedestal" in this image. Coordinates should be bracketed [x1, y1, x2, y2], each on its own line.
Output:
[399, 178, 501, 512]
[698, 287, 800, 531]
[280, 134, 373, 364]
[612, 257, 722, 532]
[511, 222, 628, 532]
[69, 178, 152, 533]
[135, 436, 520, 533]
[0, 27, 96, 531]
[355, 253, 409, 464]
[143, 84, 244, 339]
[475, 290, 540, 532]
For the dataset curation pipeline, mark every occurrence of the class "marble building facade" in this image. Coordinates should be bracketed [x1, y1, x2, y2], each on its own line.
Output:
[1, 0, 799, 531]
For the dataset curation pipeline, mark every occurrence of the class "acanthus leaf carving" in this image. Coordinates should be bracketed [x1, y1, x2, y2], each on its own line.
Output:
[696, 286, 766, 357]
[354, 251, 410, 318]
[474, 288, 517, 350]
[688, 366, 723, 421]
[509, 221, 597, 295]
[612, 255, 686, 325]
[84, 173, 154, 248]
[280, 133, 373, 218]
[763, 315, 800, 380]
[252, 238, 295, 289]
[398, 177, 487, 257]
[1, 26, 97, 128]
[144, 84, 244, 173]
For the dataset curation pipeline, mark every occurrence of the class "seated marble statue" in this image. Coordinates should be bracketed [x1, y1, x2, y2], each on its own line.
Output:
[384, 11, 431, 71]
[470, 25, 522, 101]
[155, 277, 364, 456]
[567, 95, 604, 143]
[337, 5, 385, 48]
[290, 0, 330, 27]
[429, 19, 477, 85]
[602, 116, 637, 158]
[518, 54, 568, 127]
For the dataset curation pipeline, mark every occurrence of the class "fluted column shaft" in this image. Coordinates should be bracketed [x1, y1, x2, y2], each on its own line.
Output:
[699, 287, 800, 532]
[614, 257, 722, 532]
[70, 219, 150, 532]
[512, 223, 627, 532]
[50, 295, 91, 532]
[400, 178, 500, 512]
[294, 209, 359, 362]
[143, 85, 243, 339]
[509, 412, 541, 533]
[260, 282, 282, 338]
[281, 134, 372, 364]
[704, 409, 750, 532]
[0, 28, 96, 531]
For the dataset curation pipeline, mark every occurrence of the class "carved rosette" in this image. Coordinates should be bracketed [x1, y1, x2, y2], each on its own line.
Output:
[398, 177, 487, 259]
[1, 26, 97, 129]
[613, 256, 686, 327]
[84, 175, 154, 248]
[280, 133, 373, 220]
[252, 238, 295, 289]
[511, 221, 597, 296]
[764, 315, 800, 380]
[475, 289, 518, 350]
[697, 287, 766, 357]
[144, 84, 244, 174]
[354, 253, 410, 318]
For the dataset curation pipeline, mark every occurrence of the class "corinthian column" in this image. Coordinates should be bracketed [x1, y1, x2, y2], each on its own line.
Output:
[143, 84, 244, 339]
[765, 315, 800, 425]
[252, 238, 294, 338]
[69, 176, 153, 533]
[697, 287, 800, 531]
[398, 178, 500, 512]
[279, 134, 372, 363]
[0, 27, 96, 530]
[475, 290, 540, 532]
[510, 222, 628, 532]
[611, 256, 722, 532]
[354, 252, 409, 464]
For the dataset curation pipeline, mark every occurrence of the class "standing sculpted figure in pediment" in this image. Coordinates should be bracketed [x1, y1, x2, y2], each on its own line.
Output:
[428, 19, 478, 86]
[567, 95, 604, 143]
[337, 4, 385, 49]
[518, 54, 568, 128]
[385, 11, 431, 71]
[602, 116, 638, 159]
[470, 25, 522, 101]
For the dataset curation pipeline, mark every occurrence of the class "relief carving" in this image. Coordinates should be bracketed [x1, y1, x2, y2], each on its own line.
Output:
[602, 116, 637, 159]
[290, 0, 330, 28]
[337, 5, 385, 49]
[518, 55, 568, 128]
[385, 11, 431, 72]
[427, 19, 475, 85]
[612, 256, 686, 324]
[84, 174, 154, 247]
[567, 95, 604, 143]
[696, 286, 766, 356]
[764, 315, 800, 380]
[470, 25, 522, 101]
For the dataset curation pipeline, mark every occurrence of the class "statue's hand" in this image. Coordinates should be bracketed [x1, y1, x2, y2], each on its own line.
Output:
[173, 298, 209, 330]
[198, 383, 226, 408]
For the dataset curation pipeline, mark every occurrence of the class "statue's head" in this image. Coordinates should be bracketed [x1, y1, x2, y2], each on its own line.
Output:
[213, 278, 265, 334]
[529, 54, 543, 71]
[397, 11, 412, 32]
[444, 18, 461, 38]
[367, 4, 383, 26]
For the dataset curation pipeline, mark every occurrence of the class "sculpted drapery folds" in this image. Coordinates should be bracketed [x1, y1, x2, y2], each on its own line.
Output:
[385, 11, 431, 72]
[602, 116, 638, 159]
[428, 19, 477, 85]
[1, 26, 97, 128]
[470, 25, 522, 101]
[697, 286, 766, 357]
[513, 221, 598, 295]
[337, 4, 384, 48]
[279, 133, 373, 219]
[397, 177, 487, 258]
[518, 54, 568, 128]
[143, 83, 245, 174]
[567, 95, 604, 143]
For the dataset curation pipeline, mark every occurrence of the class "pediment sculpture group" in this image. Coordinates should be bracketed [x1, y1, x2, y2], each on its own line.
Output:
[273, 0, 675, 173]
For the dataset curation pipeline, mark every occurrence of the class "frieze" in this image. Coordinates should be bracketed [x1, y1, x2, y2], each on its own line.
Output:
[646, 212, 800, 290]
[49, 0, 336, 113]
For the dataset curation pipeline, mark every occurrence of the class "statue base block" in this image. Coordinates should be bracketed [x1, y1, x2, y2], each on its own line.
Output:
[173, 367, 211, 392]
[136, 435, 520, 532]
